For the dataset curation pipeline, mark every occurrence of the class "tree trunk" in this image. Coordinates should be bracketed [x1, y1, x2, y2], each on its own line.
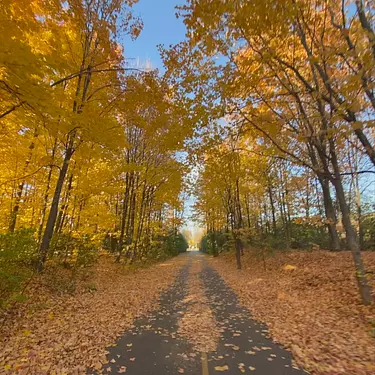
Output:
[329, 140, 372, 305]
[56, 172, 74, 234]
[305, 176, 310, 218]
[117, 172, 131, 262]
[234, 178, 243, 267]
[268, 184, 277, 234]
[38, 140, 57, 242]
[8, 130, 37, 232]
[354, 174, 364, 250]
[37, 140, 74, 272]
[319, 176, 341, 251]
[244, 194, 251, 228]
[235, 237, 242, 269]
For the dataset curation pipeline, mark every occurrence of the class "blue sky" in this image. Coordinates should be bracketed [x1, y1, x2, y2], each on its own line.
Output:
[121, 0, 187, 71]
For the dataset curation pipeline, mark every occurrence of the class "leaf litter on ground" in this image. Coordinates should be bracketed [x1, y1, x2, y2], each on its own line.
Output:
[0, 254, 187, 374]
[209, 249, 375, 375]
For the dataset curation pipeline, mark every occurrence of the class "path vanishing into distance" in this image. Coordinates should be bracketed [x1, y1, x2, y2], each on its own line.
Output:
[88, 252, 307, 375]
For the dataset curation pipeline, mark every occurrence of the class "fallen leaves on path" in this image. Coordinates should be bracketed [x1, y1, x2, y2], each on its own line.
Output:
[209, 250, 375, 375]
[177, 255, 221, 352]
[0, 254, 187, 374]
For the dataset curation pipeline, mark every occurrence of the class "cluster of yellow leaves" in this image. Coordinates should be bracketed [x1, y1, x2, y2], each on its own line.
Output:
[0, 0, 192, 256]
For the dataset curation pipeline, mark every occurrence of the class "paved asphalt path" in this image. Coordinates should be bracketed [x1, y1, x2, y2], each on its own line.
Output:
[88, 252, 308, 375]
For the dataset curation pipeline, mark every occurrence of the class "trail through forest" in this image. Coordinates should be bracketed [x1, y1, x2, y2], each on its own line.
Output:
[88, 252, 306, 375]
[2, 0, 375, 374]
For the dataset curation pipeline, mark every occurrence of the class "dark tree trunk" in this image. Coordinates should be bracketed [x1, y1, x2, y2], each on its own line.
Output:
[38, 140, 57, 242]
[37, 141, 74, 272]
[244, 195, 251, 228]
[56, 172, 74, 234]
[235, 237, 242, 270]
[234, 178, 243, 267]
[268, 184, 277, 234]
[117, 172, 131, 262]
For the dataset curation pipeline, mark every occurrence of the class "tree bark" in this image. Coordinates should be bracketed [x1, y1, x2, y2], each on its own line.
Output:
[329, 140, 372, 305]
[55, 172, 74, 234]
[37, 139, 74, 272]
[267, 183, 277, 234]
[319, 176, 341, 251]
[117, 172, 131, 262]
[38, 139, 57, 242]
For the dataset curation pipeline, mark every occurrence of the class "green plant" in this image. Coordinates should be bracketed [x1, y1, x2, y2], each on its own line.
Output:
[162, 231, 189, 257]
[50, 233, 99, 268]
[200, 231, 231, 255]
[0, 228, 38, 264]
[0, 229, 37, 307]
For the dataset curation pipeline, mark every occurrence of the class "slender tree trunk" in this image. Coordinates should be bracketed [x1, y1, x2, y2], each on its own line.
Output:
[117, 172, 131, 262]
[9, 129, 38, 232]
[244, 195, 251, 228]
[305, 176, 310, 218]
[308, 141, 341, 250]
[127, 174, 138, 261]
[56, 172, 73, 234]
[235, 237, 242, 269]
[280, 188, 291, 246]
[319, 176, 341, 251]
[134, 183, 147, 255]
[268, 184, 277, 234]
[234, 178, 243, 268]
[129, 178, 138, 261]
[329, 140, 372, 305]
[37, 140, 74, 272]
[263, 202, 270, 234]
[38, 140, 58, 242]
[351, 168, 364, 250]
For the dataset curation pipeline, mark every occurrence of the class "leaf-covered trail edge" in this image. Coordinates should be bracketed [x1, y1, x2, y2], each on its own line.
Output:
[209, 250, 375, 375]
[0, 255, 188, 374]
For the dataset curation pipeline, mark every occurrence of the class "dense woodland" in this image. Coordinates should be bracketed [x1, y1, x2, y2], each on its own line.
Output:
[0, 0, 190, 306]
[0, 0, 375, 311]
